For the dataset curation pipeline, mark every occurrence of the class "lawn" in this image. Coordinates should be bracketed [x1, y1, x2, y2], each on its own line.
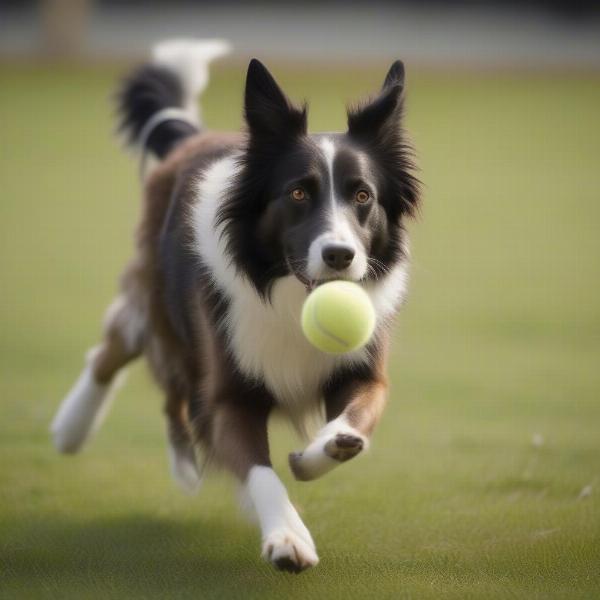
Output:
[1, 61, 599, 599]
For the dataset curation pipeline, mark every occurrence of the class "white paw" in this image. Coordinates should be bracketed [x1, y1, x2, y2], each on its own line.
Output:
[289, 417, 368, 481]
[262, 527, 319, 573]
[246, 466, 319, 572]
[51, 364, 116, 454]
[168, 444, 202, 494]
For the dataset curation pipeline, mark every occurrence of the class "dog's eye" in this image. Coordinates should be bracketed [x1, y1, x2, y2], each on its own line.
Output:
[355, 190, 370, 204]
[290, 188, 306, 202]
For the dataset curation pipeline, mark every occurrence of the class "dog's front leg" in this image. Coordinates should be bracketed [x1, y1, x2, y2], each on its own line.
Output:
[209, 401, 318, 572]
[245, 465, 319, 572]
[289, 374, 387, 482]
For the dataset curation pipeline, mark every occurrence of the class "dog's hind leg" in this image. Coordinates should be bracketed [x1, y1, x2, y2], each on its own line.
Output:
[51, 294, 145, 453]
[165, 391, 201, 494]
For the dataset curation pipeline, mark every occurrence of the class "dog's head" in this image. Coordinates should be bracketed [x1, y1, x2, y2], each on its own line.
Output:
[219, 59, 420, 297]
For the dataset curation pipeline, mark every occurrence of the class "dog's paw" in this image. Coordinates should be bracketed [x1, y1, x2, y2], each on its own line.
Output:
[262, 528, 319, 573]
[288, 451, 310, 481]
[169, 448, 202, 494]
[324, 433, 364, 462]
[168, 437, 202, 494]
[289, 428, 367, 481]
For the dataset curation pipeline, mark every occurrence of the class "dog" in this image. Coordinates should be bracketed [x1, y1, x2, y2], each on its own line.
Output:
[51, 39, 420, 573]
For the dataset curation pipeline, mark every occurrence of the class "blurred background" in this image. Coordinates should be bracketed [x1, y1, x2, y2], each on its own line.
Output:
[2, 0, 600, 66]
[1, 1, 599, 599]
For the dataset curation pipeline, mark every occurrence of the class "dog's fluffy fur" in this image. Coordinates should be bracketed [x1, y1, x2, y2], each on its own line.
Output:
[51, 39, 420, 573]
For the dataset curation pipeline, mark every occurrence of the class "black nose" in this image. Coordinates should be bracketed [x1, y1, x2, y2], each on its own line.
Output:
[322, 243, 355, 271]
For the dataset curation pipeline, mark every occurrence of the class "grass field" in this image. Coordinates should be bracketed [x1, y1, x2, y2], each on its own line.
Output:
[1, 61, 599, 599]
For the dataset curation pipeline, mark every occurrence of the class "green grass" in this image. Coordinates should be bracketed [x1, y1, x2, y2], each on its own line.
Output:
[1, 61, 599, 599]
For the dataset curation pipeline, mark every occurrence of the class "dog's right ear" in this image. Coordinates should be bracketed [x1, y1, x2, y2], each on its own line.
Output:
[244, 59, 307, 139]
[382, 60, 405, 92]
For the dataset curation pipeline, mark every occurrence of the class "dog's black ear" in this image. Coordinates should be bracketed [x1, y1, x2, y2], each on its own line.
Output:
[347, 61, 420, 218]
[244, 59, 307, 139]
[382, 60, 405, 91]
[347, 60, 404, 140]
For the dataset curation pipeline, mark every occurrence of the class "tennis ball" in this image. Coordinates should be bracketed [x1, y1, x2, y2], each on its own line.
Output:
[301, 280, 376, 354]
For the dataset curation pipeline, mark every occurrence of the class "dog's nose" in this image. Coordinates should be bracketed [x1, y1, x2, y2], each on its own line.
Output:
[322, 243, 355, 271]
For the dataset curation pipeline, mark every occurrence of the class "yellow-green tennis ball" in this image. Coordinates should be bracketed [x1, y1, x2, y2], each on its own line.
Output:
[301, 281, 376, 354]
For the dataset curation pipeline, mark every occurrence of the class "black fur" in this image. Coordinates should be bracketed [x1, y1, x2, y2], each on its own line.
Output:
[216, 60, 309, 296]
[244, 58, 308, 139]
[347, 61, 420, 220]
[116, 64, 198, 159]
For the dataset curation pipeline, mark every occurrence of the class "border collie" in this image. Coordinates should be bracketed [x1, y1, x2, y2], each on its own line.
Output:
[51, 39, 420, 573]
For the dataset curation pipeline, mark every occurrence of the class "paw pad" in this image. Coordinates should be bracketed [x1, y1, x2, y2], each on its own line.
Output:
[262, 529, 318, 573]
[324, 433, 364, 462]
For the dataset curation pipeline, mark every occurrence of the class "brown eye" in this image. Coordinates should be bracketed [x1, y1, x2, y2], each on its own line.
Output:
[356, 190, 370, 204]
[291, 188, 306, 202]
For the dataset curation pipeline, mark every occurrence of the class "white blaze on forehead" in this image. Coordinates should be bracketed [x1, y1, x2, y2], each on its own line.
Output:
[319, 137, 337, 208]
[307, 137, 367, 280]
[318, 137, 343, 228]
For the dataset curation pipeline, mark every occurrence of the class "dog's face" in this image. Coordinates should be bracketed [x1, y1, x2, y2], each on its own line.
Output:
[259, 133, 389, 285]
[219, 60, 419, 296]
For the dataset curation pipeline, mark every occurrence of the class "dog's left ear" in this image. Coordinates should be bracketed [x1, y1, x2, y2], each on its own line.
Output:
[347, 60, 405, 140]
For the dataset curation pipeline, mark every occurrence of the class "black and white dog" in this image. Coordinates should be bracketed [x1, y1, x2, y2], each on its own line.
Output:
[51, 39, 420, 573]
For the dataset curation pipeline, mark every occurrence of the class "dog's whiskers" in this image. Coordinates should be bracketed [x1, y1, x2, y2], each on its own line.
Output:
[367, 257, 391, 278]
[365, 263, 380, 281]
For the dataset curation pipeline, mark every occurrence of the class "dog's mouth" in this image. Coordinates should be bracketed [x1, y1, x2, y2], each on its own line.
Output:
[285, 257, 349, 294]
[286, 258, 316, 293]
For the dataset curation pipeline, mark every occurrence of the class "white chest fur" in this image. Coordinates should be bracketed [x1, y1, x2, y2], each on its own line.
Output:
[191, 156, 409, 415]
[228, 274, 356, 407]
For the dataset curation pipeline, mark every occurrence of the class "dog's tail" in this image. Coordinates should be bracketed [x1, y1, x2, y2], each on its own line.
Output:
[116, 38, 230, 163]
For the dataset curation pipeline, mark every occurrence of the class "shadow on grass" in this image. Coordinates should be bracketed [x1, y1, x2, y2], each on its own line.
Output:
[0, 514, 279, 598]
[1, 508, 599, 599]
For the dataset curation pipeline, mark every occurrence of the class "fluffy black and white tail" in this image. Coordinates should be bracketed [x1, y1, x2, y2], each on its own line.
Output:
[117, 38, 230, 161]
